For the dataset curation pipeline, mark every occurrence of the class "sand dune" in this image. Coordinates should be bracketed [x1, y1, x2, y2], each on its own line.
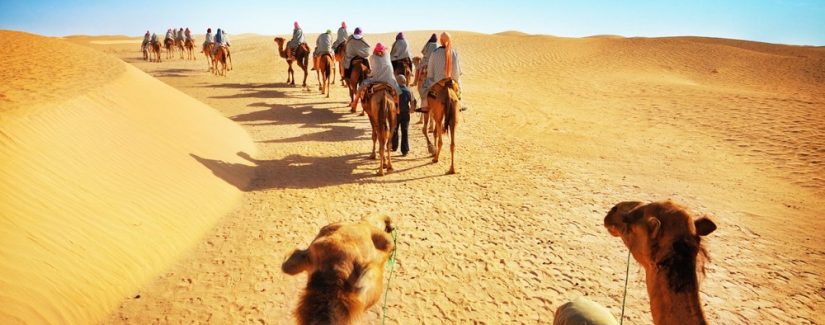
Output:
[0, 31, 255, 324]
[3, 30, 824, 324]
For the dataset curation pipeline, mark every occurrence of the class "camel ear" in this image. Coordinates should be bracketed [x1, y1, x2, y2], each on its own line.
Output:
[694, 217, 717, 236]
[282, 249, 310, 275]
[371, 233, 394, 253]
[646, 217, 661, 239]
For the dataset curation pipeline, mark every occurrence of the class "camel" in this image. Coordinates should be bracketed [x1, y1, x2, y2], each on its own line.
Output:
[315, 53, 334, 98]
[411, 56, 422, 86]
[589, 200, 716, 325]
[347, 57, 369, 113]
[184, 39, 195, 60]
[212, 46, 231, 76]
[203, 43, 214, 71]
[164, 38, 175, 60]
[363, 84, 398, 176]
[274, 37, 310, 88]
[282, 216, 395, 325]
[149, 41, 162, 63]
[334, 42, 347, 86]
[426, 79, 460, 174]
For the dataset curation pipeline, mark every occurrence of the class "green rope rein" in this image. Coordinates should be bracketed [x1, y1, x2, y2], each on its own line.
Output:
[619, 249, 631, 325]
[381, 229, 398, 325]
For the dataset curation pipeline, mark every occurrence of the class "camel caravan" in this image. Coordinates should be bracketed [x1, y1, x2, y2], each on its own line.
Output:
[139, 27, 231, 76]
[283, 201, 718, 324]
[269, 22, 462, 176]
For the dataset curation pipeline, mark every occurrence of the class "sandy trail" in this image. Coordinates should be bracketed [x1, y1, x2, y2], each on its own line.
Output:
[67, 33, 825, 324]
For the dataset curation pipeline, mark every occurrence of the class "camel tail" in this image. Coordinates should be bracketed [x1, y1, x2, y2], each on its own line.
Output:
[444, 89, 455, 133]
[378, 93, 390, 134]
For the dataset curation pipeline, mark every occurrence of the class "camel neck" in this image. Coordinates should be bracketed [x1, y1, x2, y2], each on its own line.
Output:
[645, 267, 707, 325]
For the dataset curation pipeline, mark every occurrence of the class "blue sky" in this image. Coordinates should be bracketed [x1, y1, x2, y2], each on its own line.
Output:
[1, 0, 824, 45]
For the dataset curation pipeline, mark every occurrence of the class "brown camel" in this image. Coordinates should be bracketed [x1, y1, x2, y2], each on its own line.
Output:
[334, 42, 347, 86]
[212, 46, 231, 76]
[274, 37, 310, 88]
[184, 39, 195, 60]
[426, 79, 460, 174]
[203, 43, 214, 71]
[347, 57, 369, 113]
[364, 84, 398, 175]
[315, 53, 334, 98]
[149, 41, 162, 63]
[602, 200, 718, 325]
[164, 38, 175, 60]
[411, 56, 422, 86]
[282, 217, 395, 325]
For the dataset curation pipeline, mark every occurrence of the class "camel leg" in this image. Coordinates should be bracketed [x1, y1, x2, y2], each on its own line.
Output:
[337, 60, 343, 85]
[432, 116, 442, 163]
[447, 124, 456, 174]
[377, 134, 385, 176]
[331, 61, 337, 88]
[370, 126, 377, 160]
[386, 127, 394, 171]
[316, 68, 321, 92]
[228, 53, 233, 71]
[423, 112, 434, 155]
[326, 74, 330, 98]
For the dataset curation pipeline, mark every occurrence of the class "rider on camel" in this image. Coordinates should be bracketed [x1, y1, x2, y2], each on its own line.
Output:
[333, 21, 348, 52]
[419, 32, 462, 113]
[312, 29, 334, 71]
[350, 43, 401, 111]
[343, 27, 371, 78]
[390, 32, 412, 75]
[287, 21, 304, 60]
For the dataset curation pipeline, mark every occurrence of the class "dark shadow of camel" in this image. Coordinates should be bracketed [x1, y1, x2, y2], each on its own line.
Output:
[191, 152, 371, 191]
[192, 151, 444, 191]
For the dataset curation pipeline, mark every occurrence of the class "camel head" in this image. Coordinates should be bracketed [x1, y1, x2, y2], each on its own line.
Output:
[412, 56, 421, 66]
[282, 217, 395, 325]
[604, 201, 717, 291]
[274, 37, 285, 46]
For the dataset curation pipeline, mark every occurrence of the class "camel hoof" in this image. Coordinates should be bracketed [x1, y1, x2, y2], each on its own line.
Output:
[359, 112, 365, 116]
[446, 169, 456, 175]
[432, 158, 439, 163]
[369, 154, 376, 160]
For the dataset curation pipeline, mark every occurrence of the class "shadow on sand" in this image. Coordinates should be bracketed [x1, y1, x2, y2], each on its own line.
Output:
[192, 151, 442, 191]
[191, 151, 370, 190]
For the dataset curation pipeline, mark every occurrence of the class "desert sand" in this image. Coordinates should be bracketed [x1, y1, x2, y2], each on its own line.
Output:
[2, 29, 824, 324]
[0, 31, 256, 324]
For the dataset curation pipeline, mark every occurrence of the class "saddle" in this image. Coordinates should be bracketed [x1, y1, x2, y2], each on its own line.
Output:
[428, 78, 459, 98]
[368, 83, 397, 98]
[365, 83, 399, 114]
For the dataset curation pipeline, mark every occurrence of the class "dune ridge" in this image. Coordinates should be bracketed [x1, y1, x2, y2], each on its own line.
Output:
[0, 31, 256, 324]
